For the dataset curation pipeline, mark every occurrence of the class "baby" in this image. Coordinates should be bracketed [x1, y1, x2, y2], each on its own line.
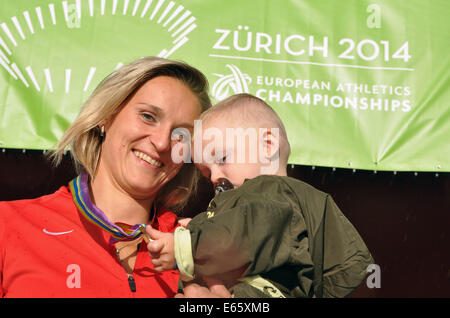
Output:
[145, 93, 373, 298]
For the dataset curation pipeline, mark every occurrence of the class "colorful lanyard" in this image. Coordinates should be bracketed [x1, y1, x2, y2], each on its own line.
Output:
[69, 173, 154, 242]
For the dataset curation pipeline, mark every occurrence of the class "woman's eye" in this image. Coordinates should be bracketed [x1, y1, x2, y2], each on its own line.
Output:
[141, 113, 155, 122]
[217, 156, 227, 164]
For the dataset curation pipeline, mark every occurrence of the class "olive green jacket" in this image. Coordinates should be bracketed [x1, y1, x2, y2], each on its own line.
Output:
[174, 175, 374, 298]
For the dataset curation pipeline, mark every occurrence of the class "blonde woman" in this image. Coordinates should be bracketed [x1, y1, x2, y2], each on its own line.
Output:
[0, 57, 211, 297]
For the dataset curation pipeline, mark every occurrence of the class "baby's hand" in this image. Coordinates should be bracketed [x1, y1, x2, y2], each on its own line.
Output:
[146, 226, 175, 272]
[178, 217, 192, 227]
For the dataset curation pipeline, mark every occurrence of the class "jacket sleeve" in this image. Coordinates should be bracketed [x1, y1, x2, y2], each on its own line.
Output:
[321, 195, 374, 297]
[174, 196, 301, 281]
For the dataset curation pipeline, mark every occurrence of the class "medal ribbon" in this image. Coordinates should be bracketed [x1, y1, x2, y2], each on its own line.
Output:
[69, 173, 150, 243]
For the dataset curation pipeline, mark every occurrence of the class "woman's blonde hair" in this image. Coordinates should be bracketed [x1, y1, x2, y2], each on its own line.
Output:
[50, 56, 211, 212]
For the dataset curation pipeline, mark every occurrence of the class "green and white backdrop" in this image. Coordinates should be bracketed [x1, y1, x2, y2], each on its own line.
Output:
[0, 0, 448, 172]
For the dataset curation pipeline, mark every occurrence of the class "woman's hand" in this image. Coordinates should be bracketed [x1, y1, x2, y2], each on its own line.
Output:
[175, 276, 232, 298]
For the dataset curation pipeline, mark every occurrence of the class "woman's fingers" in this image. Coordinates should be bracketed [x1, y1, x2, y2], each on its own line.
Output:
[203, 276, 232, 298]
[181, 278, 232, 298]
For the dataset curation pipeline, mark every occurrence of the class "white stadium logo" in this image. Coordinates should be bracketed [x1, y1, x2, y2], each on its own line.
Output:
[212, 64, 251, 101]
[0, 0, 198, 94]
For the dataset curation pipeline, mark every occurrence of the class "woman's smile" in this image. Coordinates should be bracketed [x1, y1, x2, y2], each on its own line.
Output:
[133, 149, 163, 168]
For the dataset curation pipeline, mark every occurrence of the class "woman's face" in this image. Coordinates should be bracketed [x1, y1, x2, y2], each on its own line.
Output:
[99, 76, 201, 199]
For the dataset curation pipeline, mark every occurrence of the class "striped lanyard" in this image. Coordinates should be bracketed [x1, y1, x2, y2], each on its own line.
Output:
[69, 173, 154, 243]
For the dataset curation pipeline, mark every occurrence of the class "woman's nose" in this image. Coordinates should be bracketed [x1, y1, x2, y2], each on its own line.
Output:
[149, 127, 172, 153]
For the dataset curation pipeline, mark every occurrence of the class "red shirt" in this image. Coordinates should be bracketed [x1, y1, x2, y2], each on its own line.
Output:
[0, 186, 180, 298]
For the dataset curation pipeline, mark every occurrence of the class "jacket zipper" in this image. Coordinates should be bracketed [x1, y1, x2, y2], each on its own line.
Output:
[127, 275, 136, 292]
[115, 247, 137, 293]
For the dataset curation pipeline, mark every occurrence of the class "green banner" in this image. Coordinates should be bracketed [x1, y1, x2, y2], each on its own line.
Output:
[0, 0, 448, 171]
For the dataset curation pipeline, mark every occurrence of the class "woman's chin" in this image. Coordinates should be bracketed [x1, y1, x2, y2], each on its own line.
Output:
[121, 175, 160, 198]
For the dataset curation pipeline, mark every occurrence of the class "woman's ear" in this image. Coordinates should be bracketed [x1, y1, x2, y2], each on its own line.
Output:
[97, 119, 110, 140]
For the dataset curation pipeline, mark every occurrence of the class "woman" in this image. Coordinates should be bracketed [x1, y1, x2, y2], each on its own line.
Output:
[0, 57, 211, 297]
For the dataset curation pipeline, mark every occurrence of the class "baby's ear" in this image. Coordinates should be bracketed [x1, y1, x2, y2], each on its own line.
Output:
[260, 128, 280, 161]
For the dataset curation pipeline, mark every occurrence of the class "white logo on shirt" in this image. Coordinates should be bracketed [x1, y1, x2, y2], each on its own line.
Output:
[43, 228, 74, 236]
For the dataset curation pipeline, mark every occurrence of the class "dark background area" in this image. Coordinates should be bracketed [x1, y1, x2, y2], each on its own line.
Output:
[0, 149, 449, 298]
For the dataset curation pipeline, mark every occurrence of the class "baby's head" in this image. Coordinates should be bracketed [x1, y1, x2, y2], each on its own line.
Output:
[193, 93, 291, 188]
